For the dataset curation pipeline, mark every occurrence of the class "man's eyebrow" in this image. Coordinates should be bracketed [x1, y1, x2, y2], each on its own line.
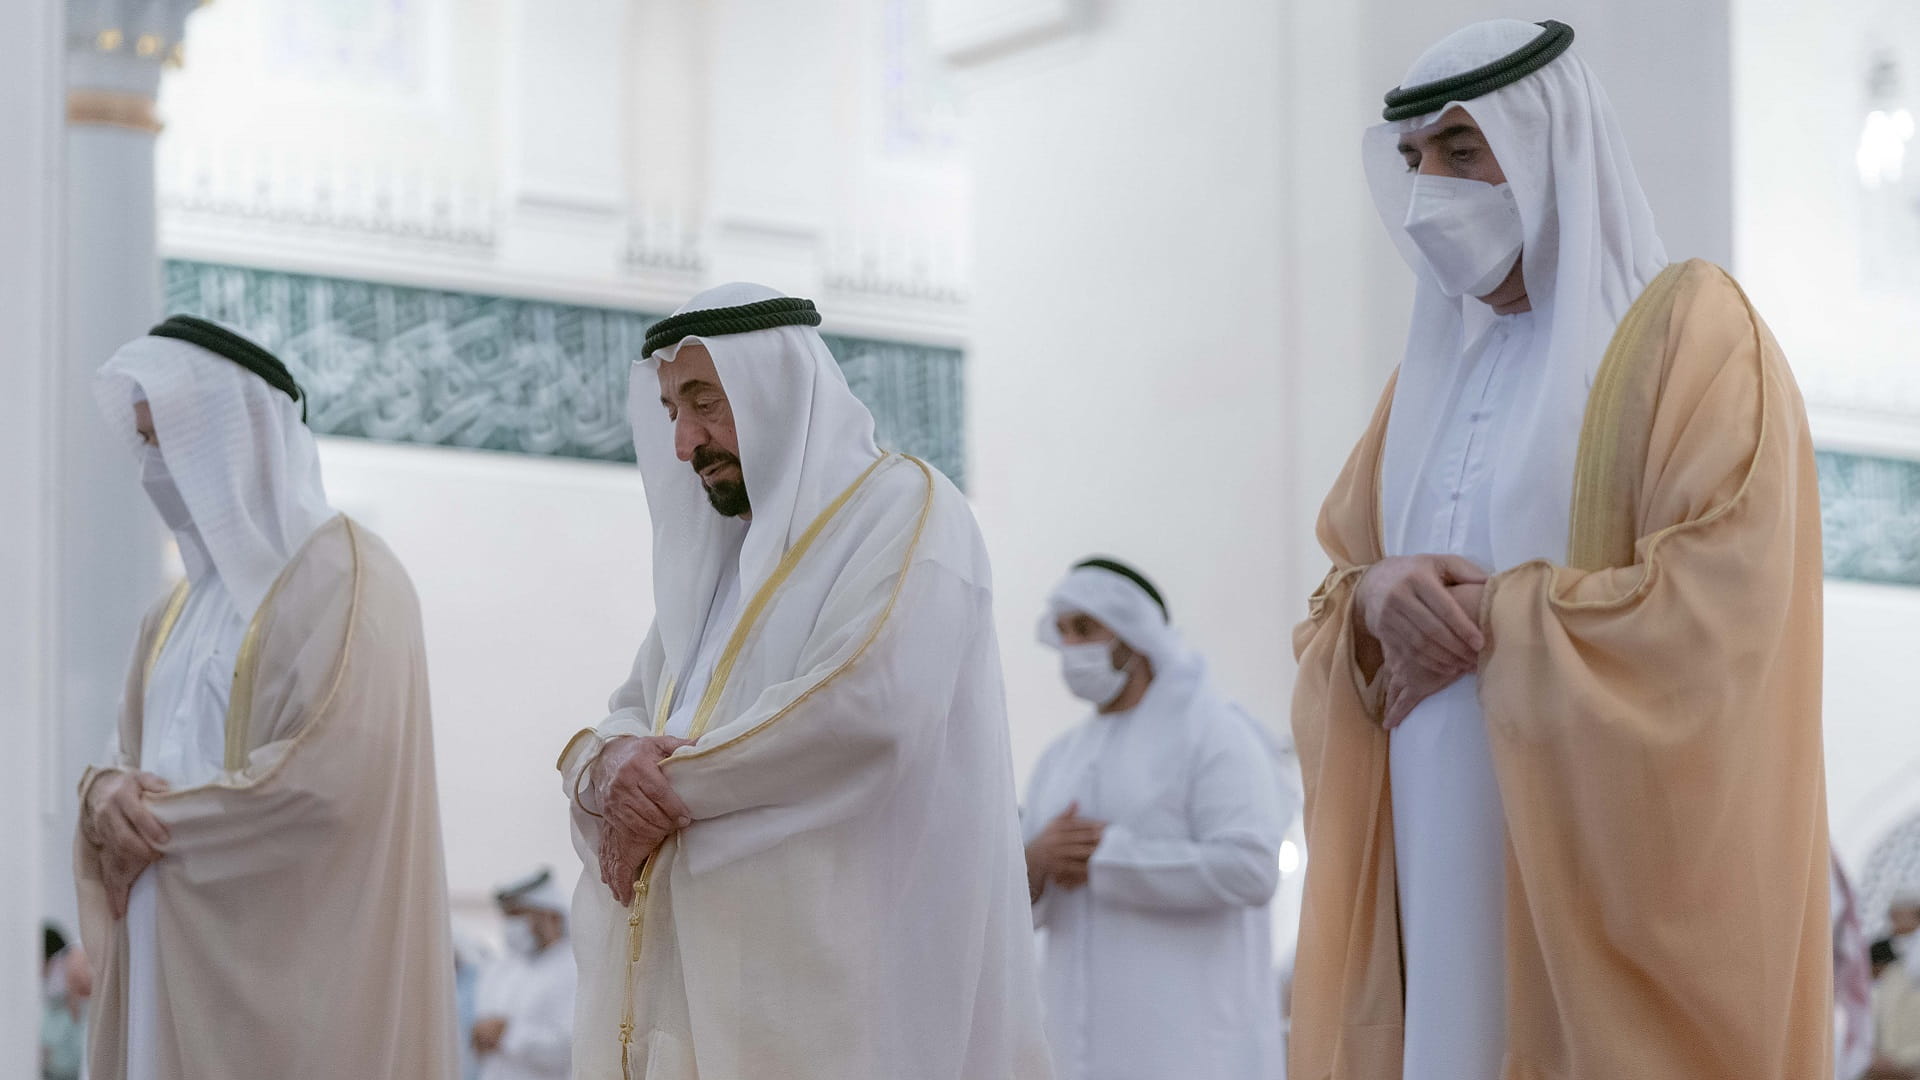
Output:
[1400, 124, 1482, 156]
[661, 378, 718, 406]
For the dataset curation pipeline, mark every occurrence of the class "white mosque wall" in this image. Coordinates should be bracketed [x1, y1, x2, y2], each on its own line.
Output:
[1825, 581, 1920, 870]
[315, 438, 653, 916]
[1734, 0, 1920, 872]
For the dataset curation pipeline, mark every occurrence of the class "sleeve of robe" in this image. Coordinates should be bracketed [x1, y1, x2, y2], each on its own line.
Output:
[557, 628, 666, 863]
[1477, 262, 1830, 1078]
[1087, 715, 1287, 912]
[1285, 372, 1407, 1080]
[660, 558, 983, 875]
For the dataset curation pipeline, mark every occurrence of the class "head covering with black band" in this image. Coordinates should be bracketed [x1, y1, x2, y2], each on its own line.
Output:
[1364, 18, 1667, 573]
[148, 315, 308, 422]
[1381, 19, 1575, 122]
[632, 284, 880, 684]
[95, 316, 334, 612]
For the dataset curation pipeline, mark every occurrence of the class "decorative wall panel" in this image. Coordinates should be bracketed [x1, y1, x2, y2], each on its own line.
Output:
[1818, 450, 1920, 585]
[162, 260, 967, 486]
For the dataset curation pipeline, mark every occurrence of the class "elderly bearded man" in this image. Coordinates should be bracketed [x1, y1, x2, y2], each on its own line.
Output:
[557, 284, 1052, 1080]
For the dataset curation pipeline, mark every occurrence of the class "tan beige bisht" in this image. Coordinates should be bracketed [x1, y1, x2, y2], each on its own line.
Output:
[1289, 260, 1831, 1080]
[75, 516, 460, 1080]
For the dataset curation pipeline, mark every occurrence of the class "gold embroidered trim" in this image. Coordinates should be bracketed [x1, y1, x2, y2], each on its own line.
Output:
[671, 455, 933, 762]
[651, 675, 678, 737]
[1567, 262, 1687, 571]
[224, 516, 359, 774]
[682, 453, 891, 742]
[140, 515, 364, 803]
[143, 581, 191, 685]
[556, 728, 598, 773]
[614, 452, 918, 1075]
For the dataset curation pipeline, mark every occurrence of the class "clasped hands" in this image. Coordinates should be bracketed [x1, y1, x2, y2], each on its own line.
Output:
[588, 734, 695, 905]
[1025, 801, 1106, 902]
[84, 770, 171, 920]
[1353, 554, 1489, 729]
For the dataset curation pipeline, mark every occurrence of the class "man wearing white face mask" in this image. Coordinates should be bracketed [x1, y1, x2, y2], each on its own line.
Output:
[74, 317, 458, 1080]
[1291, 19, 1828, 1080]
[473, 869, 576, 1080]
[1025, 557, 1296, 1080]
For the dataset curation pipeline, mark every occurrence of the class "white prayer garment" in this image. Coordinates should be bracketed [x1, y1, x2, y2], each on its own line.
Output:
[1361, 20, 1667, 1080]
[76, 322, 458, 1080]
[477, 874, 577, 1080]
[1025, 563, 1297, 1080]
[98, 342, 333, 1080]
[557, 283, 1052, 1080]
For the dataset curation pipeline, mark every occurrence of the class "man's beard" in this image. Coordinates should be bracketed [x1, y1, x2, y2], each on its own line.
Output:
[692, 445, 751, 518]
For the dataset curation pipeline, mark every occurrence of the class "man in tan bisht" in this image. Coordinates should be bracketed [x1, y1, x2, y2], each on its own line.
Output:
[556, 283, 1051, 1079]
[1290, 19, 1828, 1080]
[74, 317, 457, 1080]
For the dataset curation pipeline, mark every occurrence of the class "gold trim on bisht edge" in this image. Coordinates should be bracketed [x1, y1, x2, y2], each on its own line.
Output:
[614, 452, 912, 1079]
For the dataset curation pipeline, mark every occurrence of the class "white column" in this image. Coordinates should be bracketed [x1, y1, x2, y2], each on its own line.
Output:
[47, 0, 201, 933]
[0, 0, 64, 1066]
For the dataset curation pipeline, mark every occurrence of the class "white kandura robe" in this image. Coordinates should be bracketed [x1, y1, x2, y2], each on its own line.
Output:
[1387, 309, 1536, 1080]
[120, 543, 246, 1080]
[1024, 678, 1290, 1080]
[474, 941, 577, 1080]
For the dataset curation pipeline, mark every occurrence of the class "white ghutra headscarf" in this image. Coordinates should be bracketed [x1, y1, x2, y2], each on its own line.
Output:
[95, 330, 334, 614]
[1365, 19, 1668, 570]
[631, 283, 883, 677]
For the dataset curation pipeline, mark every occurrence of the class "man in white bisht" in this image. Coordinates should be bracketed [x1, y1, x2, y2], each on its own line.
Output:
[1024, 557, 1296, 1080]
[556, 283, 1052, 1080]
[473, 869, 577, 1080]
[73, 316, 458, 1080]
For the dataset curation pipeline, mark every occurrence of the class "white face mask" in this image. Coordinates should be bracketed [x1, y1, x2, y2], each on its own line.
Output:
[1403, 174, 1524, 299]
[139, 447, 194, 533]
[502, 918, 540, 958]
[1060, 641, 1128, 707]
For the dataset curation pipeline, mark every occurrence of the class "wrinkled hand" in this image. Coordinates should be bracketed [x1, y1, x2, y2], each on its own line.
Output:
[1026, 801, 1106, 899]
[86, 771, 170, 919]
[598, 826, 656, 907]
[471, 1015, 507, 1054]
[592, 735, 695, 904]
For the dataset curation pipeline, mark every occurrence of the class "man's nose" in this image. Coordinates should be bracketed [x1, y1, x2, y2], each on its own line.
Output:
[674, 415, 703, 462]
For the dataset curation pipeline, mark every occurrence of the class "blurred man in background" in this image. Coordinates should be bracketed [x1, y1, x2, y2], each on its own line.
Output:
[472, 870, 575, 1080]
[1025, 556, 1295, 1080]
[1873, 895, 1920, 1079]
